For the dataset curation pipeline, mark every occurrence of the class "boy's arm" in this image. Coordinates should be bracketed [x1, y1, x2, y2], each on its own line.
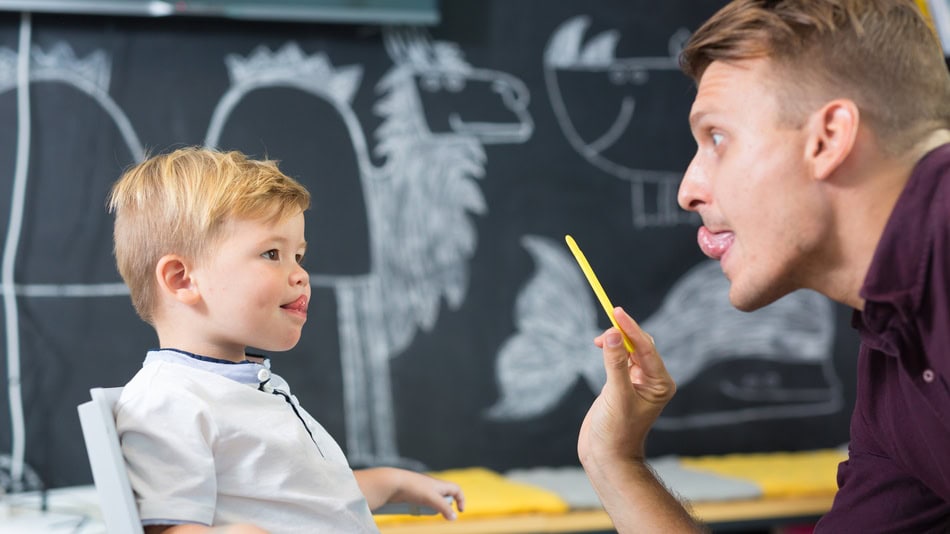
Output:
[353, 467, 465, 520]
[117, 383, 220, 528]
[145, 524, 269, 534]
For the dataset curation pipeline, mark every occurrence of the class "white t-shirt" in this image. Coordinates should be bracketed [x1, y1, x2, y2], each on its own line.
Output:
[115, 349, 378, 533]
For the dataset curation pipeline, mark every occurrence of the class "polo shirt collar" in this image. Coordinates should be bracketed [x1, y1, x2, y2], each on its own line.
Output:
[854, 143, 950, 350]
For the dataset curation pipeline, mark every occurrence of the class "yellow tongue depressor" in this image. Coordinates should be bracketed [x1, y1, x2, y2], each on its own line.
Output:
[564, 235, 636, 353]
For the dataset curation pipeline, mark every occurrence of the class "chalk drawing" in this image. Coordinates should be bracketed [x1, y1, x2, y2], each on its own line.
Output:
[205, 30, 533, 467]
[0, 18, 143, 491]
[544, 15, 696, 228]
[487, 236, 843, 428]
[0, 28, 531, 474]
[0, 44, 144, 161]
[484, 236, 605, 420]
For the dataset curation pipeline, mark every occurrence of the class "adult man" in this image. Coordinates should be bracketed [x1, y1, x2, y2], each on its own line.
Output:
[577, 1, 950, 532]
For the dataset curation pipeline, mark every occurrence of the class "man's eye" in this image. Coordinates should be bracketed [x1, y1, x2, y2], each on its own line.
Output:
[295, 253, 305, 265]
[711, 132, 724, 146]
[262, 250, 279, 260]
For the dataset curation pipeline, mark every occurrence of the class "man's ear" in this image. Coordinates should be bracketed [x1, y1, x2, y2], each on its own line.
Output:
[155, 254, 200, 305]
[805, 99, 859, 181]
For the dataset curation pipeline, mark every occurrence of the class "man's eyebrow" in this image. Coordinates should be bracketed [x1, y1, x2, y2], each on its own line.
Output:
[688, 110, 708, 130]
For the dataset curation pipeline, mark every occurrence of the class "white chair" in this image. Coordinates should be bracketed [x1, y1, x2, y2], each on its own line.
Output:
[77, 387, 144, 534]
[77, 387, 440, 534]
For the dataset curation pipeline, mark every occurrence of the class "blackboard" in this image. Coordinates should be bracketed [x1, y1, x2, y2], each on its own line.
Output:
[0, 0, 860, 490]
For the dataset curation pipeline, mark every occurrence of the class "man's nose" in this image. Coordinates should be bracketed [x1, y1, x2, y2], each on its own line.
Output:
[678, 154, 709, 213]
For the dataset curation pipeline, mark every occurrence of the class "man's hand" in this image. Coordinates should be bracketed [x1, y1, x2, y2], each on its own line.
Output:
[578, 306, 676, 472]
[577, 307, 702, 533]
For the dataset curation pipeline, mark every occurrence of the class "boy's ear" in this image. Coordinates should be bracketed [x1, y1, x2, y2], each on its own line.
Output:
[155, 254, 200, 305]
[805, 98, 859, 181]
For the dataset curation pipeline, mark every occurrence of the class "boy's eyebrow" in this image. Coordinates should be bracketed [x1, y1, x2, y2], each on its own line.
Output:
[256, 235, 307, 248]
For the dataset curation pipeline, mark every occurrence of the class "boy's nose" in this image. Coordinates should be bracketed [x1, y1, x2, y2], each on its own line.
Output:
[291, 264, 310, 286]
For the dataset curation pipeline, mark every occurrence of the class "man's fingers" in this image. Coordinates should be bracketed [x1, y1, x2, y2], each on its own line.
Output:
[599, 307, 669, 392]
[612, 306, 676, 402]
[613, 307, 667, 376]
[602, 329, 634, 390]
[612, 307, 650, 351]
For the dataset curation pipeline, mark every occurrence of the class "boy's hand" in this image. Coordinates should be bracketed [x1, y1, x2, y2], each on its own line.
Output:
[390, 469, 465, 520]
[356, 467, 465, 520]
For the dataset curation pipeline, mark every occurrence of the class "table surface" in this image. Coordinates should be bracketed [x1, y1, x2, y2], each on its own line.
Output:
[2, 485, 834, 534]
[377, 494, 835, 533]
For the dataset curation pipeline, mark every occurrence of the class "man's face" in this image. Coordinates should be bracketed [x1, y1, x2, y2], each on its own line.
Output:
[678, 58, 831, 311]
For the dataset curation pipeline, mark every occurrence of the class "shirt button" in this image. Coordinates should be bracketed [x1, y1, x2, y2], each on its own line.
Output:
[257, 368, 271, 382]
[923, 369, 935, 383]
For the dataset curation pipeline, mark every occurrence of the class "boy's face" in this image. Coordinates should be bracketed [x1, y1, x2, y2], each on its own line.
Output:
[678, 58, 830, 312]
[192, 211, 310, 358]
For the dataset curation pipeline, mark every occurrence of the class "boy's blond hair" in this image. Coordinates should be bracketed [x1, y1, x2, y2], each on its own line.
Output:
[680, 0, 950, 154]
[108, 147, 311, 324]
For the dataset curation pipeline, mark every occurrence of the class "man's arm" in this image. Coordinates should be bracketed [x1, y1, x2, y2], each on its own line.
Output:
[582, 453, 705, 533]
[578, 307, 705, 534]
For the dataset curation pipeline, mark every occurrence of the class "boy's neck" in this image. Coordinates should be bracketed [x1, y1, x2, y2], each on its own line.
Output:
[154, 325, 248, 363]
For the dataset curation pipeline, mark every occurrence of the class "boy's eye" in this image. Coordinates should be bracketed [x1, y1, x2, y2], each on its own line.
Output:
[711, 132, 724, 146]
[295, 253, 305, 265]
[262, 250, 279, 261]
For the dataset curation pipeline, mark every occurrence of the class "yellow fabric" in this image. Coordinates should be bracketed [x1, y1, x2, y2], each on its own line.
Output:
[680, 449, 846, 499]
[916, 0, 943, 45]
[373, 467, 569, 525]
[917, 0, 935, 30]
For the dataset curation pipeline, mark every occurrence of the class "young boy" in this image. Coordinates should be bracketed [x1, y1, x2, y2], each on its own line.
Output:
[108, 147, 464, 533]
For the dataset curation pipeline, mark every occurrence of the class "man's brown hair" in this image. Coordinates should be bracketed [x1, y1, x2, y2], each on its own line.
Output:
[680, 0, 950, 153]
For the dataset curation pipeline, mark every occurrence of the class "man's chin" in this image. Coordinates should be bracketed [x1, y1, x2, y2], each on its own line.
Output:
[728, 282, 785, 312]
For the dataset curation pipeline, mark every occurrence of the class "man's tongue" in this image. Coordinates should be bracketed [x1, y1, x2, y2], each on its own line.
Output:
[697, 226, 735, 260]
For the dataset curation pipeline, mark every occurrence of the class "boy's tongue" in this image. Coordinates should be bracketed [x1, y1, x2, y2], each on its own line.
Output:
[282, 295, 308, 312]
[697, 226, 735, 260]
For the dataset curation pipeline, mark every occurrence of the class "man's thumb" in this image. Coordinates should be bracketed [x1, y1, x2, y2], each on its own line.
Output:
[603, 330, 631, 388]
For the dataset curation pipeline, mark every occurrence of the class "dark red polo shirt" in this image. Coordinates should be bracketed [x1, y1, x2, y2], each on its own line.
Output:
[816, 144, 950, 533]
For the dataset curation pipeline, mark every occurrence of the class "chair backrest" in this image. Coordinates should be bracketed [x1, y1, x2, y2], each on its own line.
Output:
[77, 387, 144, 534]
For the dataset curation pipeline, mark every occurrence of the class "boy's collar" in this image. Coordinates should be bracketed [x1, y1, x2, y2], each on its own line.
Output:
[160, 347, 262, 364]
[144, 348, 271, 386]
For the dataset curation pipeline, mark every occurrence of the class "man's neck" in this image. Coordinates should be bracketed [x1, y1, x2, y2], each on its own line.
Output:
[819, 129, 950, 310]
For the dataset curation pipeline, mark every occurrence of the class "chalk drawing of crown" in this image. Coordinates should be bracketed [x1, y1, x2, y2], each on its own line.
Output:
[0, 42, 111, 94]
[224, 42, 362, 105]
